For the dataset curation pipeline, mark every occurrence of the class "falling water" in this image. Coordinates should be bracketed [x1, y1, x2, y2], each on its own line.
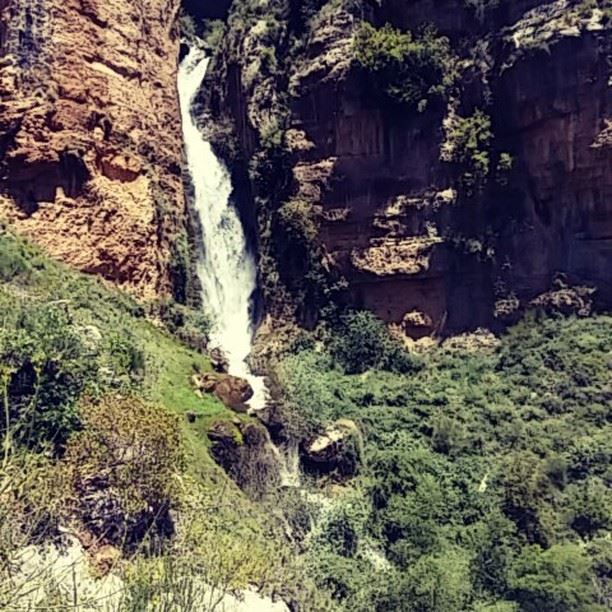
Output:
[178, 48, 267, 410]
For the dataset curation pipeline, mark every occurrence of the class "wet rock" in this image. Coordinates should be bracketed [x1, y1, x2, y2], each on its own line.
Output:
[303, 419, 362, 478]
[193, 372, 253, 413]
[207, 419, 280, 498]
[209, 347, 229, 373]
[254, 402, 287, 440]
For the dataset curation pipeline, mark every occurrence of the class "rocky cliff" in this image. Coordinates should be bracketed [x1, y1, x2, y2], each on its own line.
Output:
[202, 0, 611, 338]
[0, 0, 187, 299]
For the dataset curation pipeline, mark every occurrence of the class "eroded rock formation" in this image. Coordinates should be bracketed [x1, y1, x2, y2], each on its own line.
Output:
[0, 0, 186, 299]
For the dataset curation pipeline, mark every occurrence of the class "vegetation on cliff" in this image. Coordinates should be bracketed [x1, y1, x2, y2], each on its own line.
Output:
[354, 22, 457, 111]
[2, 0, 608, 609]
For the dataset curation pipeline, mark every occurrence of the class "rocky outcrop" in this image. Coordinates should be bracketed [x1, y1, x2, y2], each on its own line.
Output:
[182, 0, 231, 20]
[0, 0, 187, 299]
[207, 418, 281, 497]
[203, 0, 611, 338]
[303, 419, 362, 478]
[193, 371, 254, 413]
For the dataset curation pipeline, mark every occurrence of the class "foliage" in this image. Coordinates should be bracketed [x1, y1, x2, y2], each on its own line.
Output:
[275, 313, 612, 609]
[278, 198, 318, 244]
[169, 230, 194, 304]
[64, 396, 184, 550]
[354, 22, 457, 111]
[201, 19, 227, 53]
[0, 452, 69, 610]
[0, 232, 328, 608]
[0, 236, 31, 282]
[152, 298, 211, 353]
[0, 294, 98, 451]
[441, 109, 493, 191]
[508, 543, 602, 611]
[329, 310, 422, 374]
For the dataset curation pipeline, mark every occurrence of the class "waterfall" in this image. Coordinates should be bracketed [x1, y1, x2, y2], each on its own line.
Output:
[178, 48, 267, 411]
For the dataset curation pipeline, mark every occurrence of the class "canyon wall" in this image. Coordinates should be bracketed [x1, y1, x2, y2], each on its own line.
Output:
[0, 0, 186, 299]
[205, 0, 611, 338]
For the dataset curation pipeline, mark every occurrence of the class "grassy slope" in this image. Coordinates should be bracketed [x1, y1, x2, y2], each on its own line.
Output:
[0, 228, 298, 607]
[0, 228, 225, 428]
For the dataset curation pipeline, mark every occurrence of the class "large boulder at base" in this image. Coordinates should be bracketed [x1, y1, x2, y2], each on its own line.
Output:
[207, 419, 280, 497]
[303, 419, 362, 478]
[193, 372, 253, 413]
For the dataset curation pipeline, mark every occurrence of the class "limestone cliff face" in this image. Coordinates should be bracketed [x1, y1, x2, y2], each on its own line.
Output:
[204, 0, 611, 337]
[0, 0, 185, 299]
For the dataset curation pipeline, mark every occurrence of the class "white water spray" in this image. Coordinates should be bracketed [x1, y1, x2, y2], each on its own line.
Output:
[178, 48, 267, 410]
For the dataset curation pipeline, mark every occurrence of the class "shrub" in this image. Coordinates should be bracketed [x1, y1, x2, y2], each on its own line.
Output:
[64, 396, 184, 550]
[0, 235, 31, 282]
[330, 310, 420, 374]
[354, 22, 457, 111]
[169, 230, 193, 304]
[395, 547, 473, 612]
[508, 544, 599, 612]
[0, 452, 69, 610]
[152, 299, 211, 353]
[201, 19, 227, 52]
[565, 478, 612, 538]
[0, 452, 66, 551]
[275, 313, 611, 609]
[441, 109, 493, 191]
[278, 198, 318, 244]
[0, 296, 98, 451]
[501, 452, 557, 546]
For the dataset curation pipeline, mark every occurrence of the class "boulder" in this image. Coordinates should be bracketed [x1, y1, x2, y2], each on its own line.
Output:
[192, 372, 253, 413]
[529, 278, 595, 318]
[207, 419, 281, 498]
[303, 419, 361, 478]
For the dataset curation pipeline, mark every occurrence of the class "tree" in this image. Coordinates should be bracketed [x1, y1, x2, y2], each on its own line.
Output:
[508, 543, 600, 612]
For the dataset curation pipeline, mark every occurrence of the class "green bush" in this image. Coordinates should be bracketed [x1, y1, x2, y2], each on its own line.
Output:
[169, 230, 193, 304]
[330, 310, 420, 374]
[201, 19, 227, 52]
[565, 478, 612, 538]
[152, 299, 211, 352]
[354, 22, 457, 111]
[278, 198, 318, 244]
[0, 236, 31, 282]
[275, 313, 612, 609]
[441, 109, 493, 190]
[508, 544, 600, 612]
[64, 396, 184, 551]
[0, 296, 98, 451]
[395, 547, 473, 612]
